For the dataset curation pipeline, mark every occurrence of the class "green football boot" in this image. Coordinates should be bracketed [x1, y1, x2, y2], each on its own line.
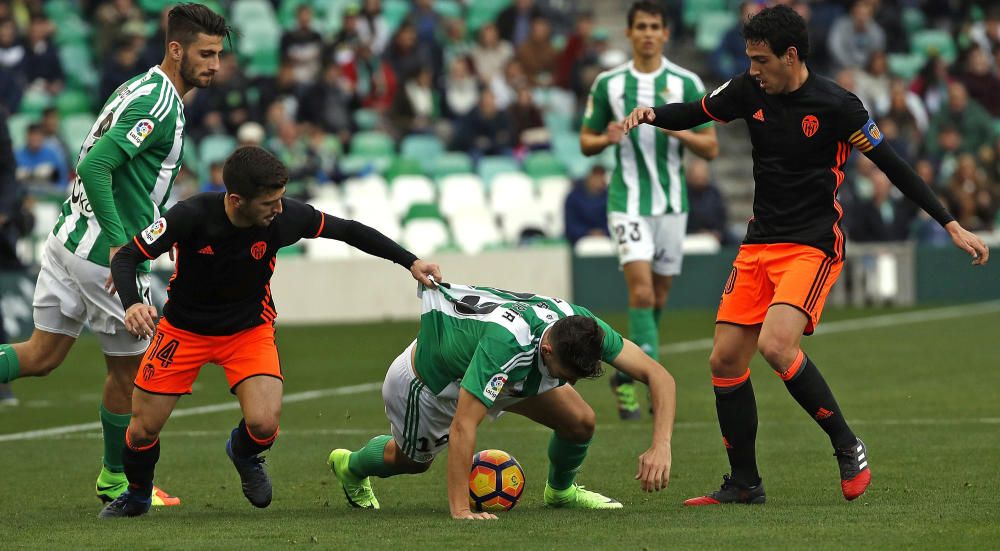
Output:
[543, 483, 623, 510]
[327, 449, 380, 509]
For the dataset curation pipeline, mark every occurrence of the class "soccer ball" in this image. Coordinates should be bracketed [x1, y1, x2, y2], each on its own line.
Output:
[468, 449, 525, 512]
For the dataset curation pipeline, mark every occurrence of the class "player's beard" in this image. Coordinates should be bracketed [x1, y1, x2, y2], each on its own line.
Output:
[179, 53, 212, 89]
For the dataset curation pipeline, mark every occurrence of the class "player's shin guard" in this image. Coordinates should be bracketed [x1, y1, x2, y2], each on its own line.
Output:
[348, 434, 397, 478]
[629, 307, 659, 363]
[230, 419, 278, 457]
[122, 432, 159, 499]
[780, 351, 856, 450]
[0, 344, 20, 382]
[100, 405, 130, 473]
[714, 370, 760, 486]
[547, 433, 590, 491]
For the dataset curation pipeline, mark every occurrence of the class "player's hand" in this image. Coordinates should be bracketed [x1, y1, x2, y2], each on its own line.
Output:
[605, 121, 624, 144]
[410, 259, 442, 287]
[635, 443, 671, 492]
[945, 221, 989, 266]
[124, 304, 158, 338]
[451, 509, 498, 520]
[623, 106, 656, 134]
[105, 245, 123, 294]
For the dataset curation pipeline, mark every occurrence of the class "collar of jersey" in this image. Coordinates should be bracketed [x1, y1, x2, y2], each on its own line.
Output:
[627, 56, 669, 78]
[150, 65, 183, 105]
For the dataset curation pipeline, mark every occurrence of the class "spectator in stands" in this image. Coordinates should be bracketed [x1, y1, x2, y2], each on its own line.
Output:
[564, 164, 609, 246]
[968, 6, 1000, 54]
[569, 27, 611, 101]
[200, 161, 226, 193]
[686, 158, 735, 246]
[443, 56, 479, 119]
[491, 58, 528, 109]
[327, 4, 363, 66]
[300, 61, 358, 145]
[388, 67, 438, 137]
[470, 22, 513, 85]
[357, 0, 390, 56]
[925, 82, 995, 158]
[985, 136, 1000, 186]
[914, 158, 939, 189]
[945, 153, 996, 231]
[452, 88, 512, 157]
[22, 16, 62, 95]
[409, 0, 443, 48]
[497, 0, 542, 46]
[0, 17, 26, 85]
[385, 21, 433, 83]
[0, 108, 28, 406]
[909, 54, 954, 115]
[186, 54, 252, 139]
[281, 4, 324, 86]
[827, 0, 886, 70]
[515, 15, 557, 86]
[555, 11, 593, 89]
[166, 165, 198, 207]
[847, 167, 913, 242]
[39, 107, 69, 166]
[872, 0, 909, 54]
[236, 121, 266, 148]
[269, 119, 324, 183]
[853, 50, 890, 112]
[93, 0, 144, 59]
[957, 44, 1000, 117]
[875, 78, 929, 140]
[440, 17, 472, 67]
[710, 1, 760, 81]
[99, 35, 144, 106]
[874, 118, 915, 164]
[139, 6, 169, 68]
[15, 123, 67, 189]
[929, 123, 964, 183]
[344, 45, 398, 111]
[508, 84, 547, 150]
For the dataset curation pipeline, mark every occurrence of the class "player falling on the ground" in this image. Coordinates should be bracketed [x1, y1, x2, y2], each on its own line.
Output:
[623, 5, 988, 505]
[0, 3, 231, 507]
[327, 282, 676, 520]
[580, 1, 717, 420]
[98, 146, 441, 518]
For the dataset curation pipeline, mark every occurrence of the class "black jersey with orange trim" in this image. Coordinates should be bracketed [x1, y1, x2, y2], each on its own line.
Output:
[700, 71, 873, 259]
[120, 192, 323, 336]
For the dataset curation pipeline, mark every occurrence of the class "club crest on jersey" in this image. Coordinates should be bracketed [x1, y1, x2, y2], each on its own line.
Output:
[250, 241, 267, 260]
[126, 119, 155, 147]
[483, 373, 508, 401]
[141, 217, 167, 244]
[864, 120, 882, 143]
[801, 115, 819, 137]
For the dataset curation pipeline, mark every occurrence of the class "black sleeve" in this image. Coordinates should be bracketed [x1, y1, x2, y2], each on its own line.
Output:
[316, 212, 418, 268]
[864, 142, 954, 227]
[699, 72, 750, 122]
[111, 202, 196, 311]
[650, 100, 714, 131]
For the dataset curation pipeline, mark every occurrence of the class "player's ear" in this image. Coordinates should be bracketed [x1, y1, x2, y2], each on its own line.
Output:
[168, 40, 183, 62]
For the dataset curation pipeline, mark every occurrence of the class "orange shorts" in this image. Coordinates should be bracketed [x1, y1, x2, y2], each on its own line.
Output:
[134, 317, 283, 395]
[716, 243, 843, 335]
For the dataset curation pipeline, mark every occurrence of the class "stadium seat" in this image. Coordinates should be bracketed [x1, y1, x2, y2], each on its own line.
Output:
[523, 151, 566, 179]
[433, 0, 462, 20]
[353, 108, 380, 131]
[402, 202, 443, 224]
[400, 134, 445, 165]
[384, 157, 424, 180]
[53, 15, 90, 46]
[390, 175, 436, 216]
[18, 89, 51, 117]
[339, 154, 393, 176]
[198, 134, 237, 166]
[683, 0, 726, 28]
[537, 175, 572, 236]
[887, 53, 926, 80]
[466, 0, 510, 31]
[352, 205, 401, 241]
[55, 90, 93, 116]
[449, 206, 503, 254]
[477, 156, 520, 188]
[489, 171, 535, 213]
[277, 0, 312, 29]
[382, 0, 411, 33]
[573, 235, 616, 256]
[696, 11, 737, 52]
[401, 218, 450, 257]
[305, 194, 353, 259]
[60, 114, 97, 153]
[432, 152, 474, 179]
[543, 111, 574, 133]
[31, 200, 62, 238]
[682, 233, 722, 255]
[231, 0, 275, 26]
[7, 113, 37, 151]
[58, 44, 97, 90]
[342, 175, 390, 213]
[351, 131, 396, 157]
[437, 173, 487, 218]
[910, 29, 956, 63]
[498, 201, 549, 244]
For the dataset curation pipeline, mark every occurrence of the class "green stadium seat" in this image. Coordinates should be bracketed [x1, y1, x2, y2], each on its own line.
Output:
[53, 16, 91, 46]
[543, 111, 574, 133]
[277, 0, 312, 29]
[353, 108, 380, 131]
[901, 7, 926, 34]
[683, 0, 726, 28]
[887, 52, 926, 80]
[402, 202, 444, 223]
[198, 134, 237, 166]
[382, 0, 411, 33]
[384, 157, 425, 180]
[523, 151, 566, 179]
[7, 113, 38, 151]
[60, 114, 97, 153]
[351, 131, 395, 156]
[55, 90, 93, 116]
[400, 134, 444, 163]
[696, 11, 737, 52]
[477, 156, 520, 188]
[18, 89, 51, 117]
[466, 0, 510, 31]
[433, 0, 462, 19]
[339, 153, 393, 175]
[431, 152, 474, 178]
[910, 29, 956, 63]
[246, 46, 280, 77]
[59, 44, 97, 90]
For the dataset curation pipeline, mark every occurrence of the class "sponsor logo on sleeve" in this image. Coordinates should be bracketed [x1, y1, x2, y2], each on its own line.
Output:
[483, 373, 508, 401]
[709, 79, 731, 98]
[863, 119, 883, 146]
[126, 119, 155, 147]
[141, 217, 167, 244]
[584, 94, 594, 119]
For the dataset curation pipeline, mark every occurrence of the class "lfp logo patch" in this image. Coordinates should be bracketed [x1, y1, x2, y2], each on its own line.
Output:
[141, 217, 167, 244]
[483, 373, 508, 401]
[126, 119, 155, 147]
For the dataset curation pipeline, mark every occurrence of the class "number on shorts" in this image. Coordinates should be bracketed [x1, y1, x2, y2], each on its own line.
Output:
[149, 337, 180, 368]
[614, 222, 642, 245]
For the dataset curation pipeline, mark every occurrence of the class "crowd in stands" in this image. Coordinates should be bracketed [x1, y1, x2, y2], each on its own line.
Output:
[1, 0, 999, 256]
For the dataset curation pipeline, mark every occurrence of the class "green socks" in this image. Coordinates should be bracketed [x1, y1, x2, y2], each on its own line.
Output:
[0, 344, 20, 383]
[100, 405, 131, 472]
[618, 307, 659, 385]
[348, 434, 397, 479]
[547, 433, 591, 491]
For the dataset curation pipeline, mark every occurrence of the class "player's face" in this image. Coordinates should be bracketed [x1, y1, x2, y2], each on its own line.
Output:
[179, 33, 224, 89]
[240, 186, 286, 227]
[746, 40, 790, 94]
[626, 11, 668, 59]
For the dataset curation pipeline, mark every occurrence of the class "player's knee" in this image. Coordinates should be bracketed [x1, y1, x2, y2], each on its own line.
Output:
[709, 351, 744, 378]
[628, 286, 655, 308]
[245, 418, 279, 442]
[756, 337, 795, 372]
[126, 423, 159, 448]
[27, 348, 63, 377]
[562, 407, 596, 442]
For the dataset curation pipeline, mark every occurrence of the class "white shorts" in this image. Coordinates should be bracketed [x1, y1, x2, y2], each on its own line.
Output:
[383, 341, 525, 463]
[32, 234, 151, 356]
[608, 212, 688, 276]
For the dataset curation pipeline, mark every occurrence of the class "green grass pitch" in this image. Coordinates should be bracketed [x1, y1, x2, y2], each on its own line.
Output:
[2, 305, 998, 549]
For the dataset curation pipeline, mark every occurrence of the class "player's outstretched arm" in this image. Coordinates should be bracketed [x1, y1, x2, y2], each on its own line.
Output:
[110, 244, 159, 337]
[579, 122, 624, 156]
[447, 389, 495, 520]
[623, 100, 712, 135]
[315, 213, 446, 279]
[610, 339, 676, 492]
[864, 143, 989, 265]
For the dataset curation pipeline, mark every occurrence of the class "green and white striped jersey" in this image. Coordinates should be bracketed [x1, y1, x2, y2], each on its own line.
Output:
[54, 65, 186, 271]
[582, 57, 710, 216]
[414, 283, 624, 408]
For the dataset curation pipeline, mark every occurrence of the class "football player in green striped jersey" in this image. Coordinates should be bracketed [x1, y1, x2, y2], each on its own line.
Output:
[0, 4, 229, 507]
[581, 1, 718, 420]
[328, 283, 677, 519]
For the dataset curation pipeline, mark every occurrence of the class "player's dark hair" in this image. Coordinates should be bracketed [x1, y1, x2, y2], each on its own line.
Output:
[627, 1, 667, 28]
[549, 316, 605, 380]
[166, 3, 230, 47]
[742, 4, 809, 62]
[223, 146, 288, 199]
